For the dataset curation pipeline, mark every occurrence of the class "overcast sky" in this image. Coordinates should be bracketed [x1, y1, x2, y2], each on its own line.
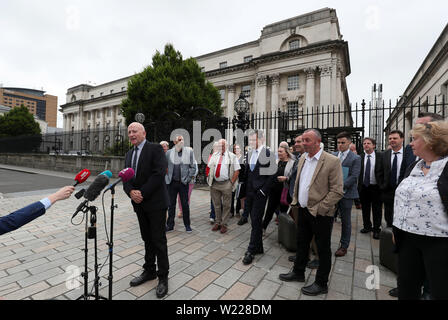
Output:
[1, 0, 447, 128]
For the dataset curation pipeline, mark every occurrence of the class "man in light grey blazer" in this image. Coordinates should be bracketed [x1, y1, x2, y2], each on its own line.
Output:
[332, 131, 361, 257]
[165, 135, 198, 233]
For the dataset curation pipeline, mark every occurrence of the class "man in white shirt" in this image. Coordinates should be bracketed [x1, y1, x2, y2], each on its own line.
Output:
[279, 129, 343, 296]
[207, 139, 240, 234]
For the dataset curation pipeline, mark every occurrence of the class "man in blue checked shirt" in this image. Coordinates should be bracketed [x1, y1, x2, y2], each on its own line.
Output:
[0, 186, 75, 235]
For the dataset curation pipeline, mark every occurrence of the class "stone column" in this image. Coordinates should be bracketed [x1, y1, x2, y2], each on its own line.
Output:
[64, 114, 70, 132]
[319, 65, 332, 128]
[256, 75, 268, 114]
[336, 64, 344, 124]
[270, 74, 280, 112]
[270, 74, 280, 151]
[305, 67, 316, 115]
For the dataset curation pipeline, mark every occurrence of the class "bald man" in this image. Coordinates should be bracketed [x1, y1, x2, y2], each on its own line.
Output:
[123, 122, 170, 298]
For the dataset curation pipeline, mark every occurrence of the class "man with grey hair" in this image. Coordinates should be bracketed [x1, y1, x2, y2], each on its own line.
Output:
[207, 139, 240, 234]
[279, 128, 343, 296]
[124, 122, 170, 298]
[165, 135, 198, 233]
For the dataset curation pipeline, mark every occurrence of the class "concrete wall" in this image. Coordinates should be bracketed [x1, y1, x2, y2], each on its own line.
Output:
[0, 153, 125, 177]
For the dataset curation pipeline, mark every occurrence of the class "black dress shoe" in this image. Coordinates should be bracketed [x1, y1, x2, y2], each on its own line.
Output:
[307, 259, 319, 269]
[288, 255, 296, 262]
[130, 270, 157, 287]
[373, 231, 380, 239]
[301, 282, 328, 296]
[360, 228, 372, 233]
[237, 217, 248, 225]
[156, 278, 168, 298]
[242, 252, 254, 265]
[279, 271, 305, 282]
[389, 287, 398, 297]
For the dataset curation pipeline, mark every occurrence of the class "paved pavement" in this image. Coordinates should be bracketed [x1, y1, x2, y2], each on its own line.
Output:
[0, 164, 397, 300]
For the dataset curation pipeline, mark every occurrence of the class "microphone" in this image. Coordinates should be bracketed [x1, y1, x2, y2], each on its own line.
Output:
[74, 171, 110, 199]
[100, 170, 112, 179]
[73, 169, 91, 186]
[72, 174, 110, 219]
[103, 168, 135, 193]
[84, 174, 110, 201]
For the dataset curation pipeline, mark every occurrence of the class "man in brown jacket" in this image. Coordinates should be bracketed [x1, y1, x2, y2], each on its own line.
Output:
[279, 129, 343, 296]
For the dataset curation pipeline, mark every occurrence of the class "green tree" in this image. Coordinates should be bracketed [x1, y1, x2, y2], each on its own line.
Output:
[121, 43, 222, 125]
[0, 105, 41, 137]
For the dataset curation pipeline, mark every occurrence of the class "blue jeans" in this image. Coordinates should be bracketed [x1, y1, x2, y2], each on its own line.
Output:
[337, 198, 353, 249]
[210, 200, 215, 219]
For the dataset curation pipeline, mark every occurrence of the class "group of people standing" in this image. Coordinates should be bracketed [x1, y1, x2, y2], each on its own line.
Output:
[123, 111, 448, 300]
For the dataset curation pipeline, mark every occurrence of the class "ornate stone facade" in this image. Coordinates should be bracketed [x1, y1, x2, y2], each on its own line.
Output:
[60, 8, 351, 133]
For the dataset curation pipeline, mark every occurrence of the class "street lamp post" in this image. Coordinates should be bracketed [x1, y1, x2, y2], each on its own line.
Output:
[232, 92, 250, 151]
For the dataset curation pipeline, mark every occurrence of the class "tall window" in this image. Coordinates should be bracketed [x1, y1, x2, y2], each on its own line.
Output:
[289, 40, 300, 50]
[219, 61, 227, 69]
[219, 89, 225, 101]
[287, 101, 299, 117]
[87, 112, 91, 120]
[241, 84, 251, 98]
[288, 75, 299, 91]
[244, 56, 253, 63]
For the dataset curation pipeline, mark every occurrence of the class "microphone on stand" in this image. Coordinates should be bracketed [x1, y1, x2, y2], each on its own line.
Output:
[72, 174, 110, 219]
[103, 168, 135, 193]
[74, 170, 111, 199]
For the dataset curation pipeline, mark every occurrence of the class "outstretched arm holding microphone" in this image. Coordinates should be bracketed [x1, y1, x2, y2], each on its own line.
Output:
[0, 185, 75, 236]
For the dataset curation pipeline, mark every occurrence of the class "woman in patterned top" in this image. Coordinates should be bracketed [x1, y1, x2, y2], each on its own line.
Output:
[393, 120, 448, 300]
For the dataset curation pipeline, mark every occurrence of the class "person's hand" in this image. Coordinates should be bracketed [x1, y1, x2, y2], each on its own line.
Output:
[130, 190, 144, 204]
[48, 186, 75, 204]
[277, 176, 287, 182]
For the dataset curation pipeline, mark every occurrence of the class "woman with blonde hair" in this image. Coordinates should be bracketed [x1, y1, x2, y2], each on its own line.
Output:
[393, 120, 448, 300]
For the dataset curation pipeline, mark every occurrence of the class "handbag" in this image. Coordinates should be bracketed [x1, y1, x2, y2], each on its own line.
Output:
[280, 187, 289, 206]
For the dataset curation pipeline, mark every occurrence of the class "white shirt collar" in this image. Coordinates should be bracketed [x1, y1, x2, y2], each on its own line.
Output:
[306, 147, 323, 161]
[392, 147, 403, 154]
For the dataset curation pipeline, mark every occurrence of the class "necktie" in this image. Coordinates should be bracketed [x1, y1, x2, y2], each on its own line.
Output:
[364, 155, 371, 187]
[390, 152, 398, 187]
[339, 152, 345, 163]
[250, 151, 258, 171]
[215, 154, 223, 178]
[132, 146, 139, 173]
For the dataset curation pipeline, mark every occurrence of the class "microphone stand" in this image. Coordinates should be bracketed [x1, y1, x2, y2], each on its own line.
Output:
[107, 185, 118, 300]
[76, 204, 107, 300]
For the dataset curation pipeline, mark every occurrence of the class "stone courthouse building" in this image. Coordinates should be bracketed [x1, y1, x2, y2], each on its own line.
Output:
[61, 8, 351, 141]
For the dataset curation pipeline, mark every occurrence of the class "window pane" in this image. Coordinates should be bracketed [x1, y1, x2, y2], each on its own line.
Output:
[287, 101, 299, 117]
[288, 75, 299, 91]
[219, 61, 227, 68]
[289, 40, 299, 50]
[219, 89, 225, 101]
[242, 85, 251, 97]
[244, 56, 253, 63]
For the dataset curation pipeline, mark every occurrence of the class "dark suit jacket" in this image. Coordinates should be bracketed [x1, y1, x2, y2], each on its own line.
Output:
[245, 147, 276, 196]
[0, 201, 45, 235]
[123, 140, 169, 212]
[399, 144, 416, 182]
[332, 150, 361, 199]
[358, 151, 383, 192]
[378, 148, 412, 195]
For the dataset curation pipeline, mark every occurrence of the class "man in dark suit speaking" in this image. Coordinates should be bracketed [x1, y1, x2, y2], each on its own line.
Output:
[123, 122, 170, 298]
